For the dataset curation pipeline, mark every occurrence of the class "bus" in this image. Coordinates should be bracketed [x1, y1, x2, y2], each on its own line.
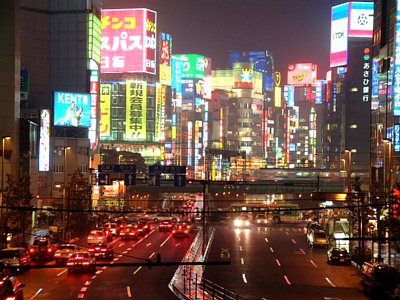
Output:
[230, 202, 300, 224]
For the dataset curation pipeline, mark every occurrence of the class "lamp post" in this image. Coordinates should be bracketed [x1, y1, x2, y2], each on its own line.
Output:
[63, 146, 71, 240]
[383, 139, 392, 265]
[344, 149, 352, 192]
[1, 136, 11, 248]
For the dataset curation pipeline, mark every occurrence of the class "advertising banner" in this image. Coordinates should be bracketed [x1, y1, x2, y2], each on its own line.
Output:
[395, 124, 400, 152]
[101, 9, 157, 74]
[315, 80, 325, 104]
[330, 3, 349, 67]
[287, 63, 317, 85]
[174, 54, 205, 79]
[348, 2, 374, 38]
[54, 92, 91, 127]
[155, 84, 162, 142]
[39, 109, 50, 171]
[126, 80, 147, 140]
[100, 84, 111, 138]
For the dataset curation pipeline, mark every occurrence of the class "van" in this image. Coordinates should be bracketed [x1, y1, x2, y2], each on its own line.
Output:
[0, 248, 31, 274]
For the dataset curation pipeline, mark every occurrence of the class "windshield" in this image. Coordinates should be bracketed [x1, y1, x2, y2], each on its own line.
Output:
[59, 245, 75, 250]
[314, 232, 326, 238]
[0, 250, 19, 258]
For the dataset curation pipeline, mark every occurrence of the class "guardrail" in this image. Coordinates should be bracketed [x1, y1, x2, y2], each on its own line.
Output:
[169, 226, 244, 300]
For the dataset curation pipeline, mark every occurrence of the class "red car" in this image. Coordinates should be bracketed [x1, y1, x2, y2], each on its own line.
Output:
[159, 220, 173, 232]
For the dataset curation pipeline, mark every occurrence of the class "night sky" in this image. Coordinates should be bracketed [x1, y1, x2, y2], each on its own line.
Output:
[103, 0, 350, 80]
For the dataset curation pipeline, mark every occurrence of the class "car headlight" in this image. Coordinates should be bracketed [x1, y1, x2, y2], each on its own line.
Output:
[234, 219, 242, 227]
[245, 221, 250, 226]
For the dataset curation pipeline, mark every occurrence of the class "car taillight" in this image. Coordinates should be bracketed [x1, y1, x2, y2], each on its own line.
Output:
[88, 249, 94, 252]
[101, 248, 106, 252]
[172, 230, 176, 234]
[67, 262, 74, 266]
[5, 296, 16, 300]
[95, 247, 100, 250]
[82, 262, 90, 266]
[54, 253, 61, 257]
[88, 236, 93, 239]
[48, 248, 53, 252]
[29, 248, 35, 253]
[184, 230, 188, 234]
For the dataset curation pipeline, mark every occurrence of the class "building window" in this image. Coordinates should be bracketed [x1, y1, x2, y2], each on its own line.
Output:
[54, 164, 64, 173]
[78, 147, 89, 156]
[78, 165, 88, 173]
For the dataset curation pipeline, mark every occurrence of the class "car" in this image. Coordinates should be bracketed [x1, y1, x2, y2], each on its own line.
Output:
[307, 229, 328, 248]
[361, 262, 400, 296]
[119, 227, 139, 240]
[87, 230, 107, 245]
[181, 220, 196, 233]
[150, 212, 177, 223]
[54, 244, 79, 264]
[28, 236, 58, 261]
[88, 243, 113, 260]
[103, 222, 119, 236]
[233, 215, 250, 228]
[138, 219, 151, 233]
[67, 252, 96, 274]
[0, 248, 31, 274]
[327, 247, 351, 265]
[159, 220, 174, 232]
[254, 213, 269, 226]
[172, 223, 190, 237]
[0, 271, 25, 300]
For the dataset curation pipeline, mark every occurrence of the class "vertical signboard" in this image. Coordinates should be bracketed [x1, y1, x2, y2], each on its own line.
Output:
[362, 47, 371, 103]
[274, 86, 282, 107]
[88, 13, 101, 65]
[395, 124, 400, 152]
[160, 85, 167, 143]
[394, 1, 400, 116]
[160, 32, 172, 86]
[100, 84, 111, 138]
[39, 109, 50, 171]
[126, 80, 147, 140]
[315, 80, 324, 104]
[155, 83, 162, 142]
[101, 9, 157, 74]
[89, 60, 99, 150]
[330, 3, 349, 67]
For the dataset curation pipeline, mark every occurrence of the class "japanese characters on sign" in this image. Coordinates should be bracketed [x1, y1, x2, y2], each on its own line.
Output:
[395, 124, 400, 152]
[362, 47, 371, 103]
[100, 84, 111, 138]
[160, 32, 172, 85]
[101, 9, 157, 74]
[126, 80, 147, 140]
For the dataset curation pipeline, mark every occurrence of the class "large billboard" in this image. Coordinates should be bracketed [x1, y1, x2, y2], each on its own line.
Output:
[126, 80, 147, 140]
[160, 32, 172, 86]
[287, 63, 317, 85]
[173, 54, 205, 79]
[54, 92, 91, 127]
[330, 3, 349, 67]
[101, 9, 157, 74]
[348, 2, 374, 38]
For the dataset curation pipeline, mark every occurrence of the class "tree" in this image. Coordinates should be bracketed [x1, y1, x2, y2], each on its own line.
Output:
[1, 173, 33, 247]
[67, 171, 91, 236]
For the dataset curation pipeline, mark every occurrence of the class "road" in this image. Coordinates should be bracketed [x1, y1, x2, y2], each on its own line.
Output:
[203, 221, 369, 300]
[18, 226, 195, 299]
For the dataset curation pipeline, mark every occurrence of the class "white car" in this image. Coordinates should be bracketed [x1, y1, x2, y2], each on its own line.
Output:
[54, 244, 79, 264]
[87, 230, 106, 245]
[233, 216, 250, 228]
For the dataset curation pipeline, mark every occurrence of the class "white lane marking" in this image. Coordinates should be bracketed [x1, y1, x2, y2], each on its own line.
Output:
[160, 235, 172, 247]
[261, 298, 268, 300]
[96, 270, 102, 275]
[285, 232, 289, 236]
[57, 269, 67, 276]
[127, 286, 132, 298]
[276, 259, 281, 267]
[133, 266, 142, 275]
[175, 243, 181, 247]
[325, 277, 336, 287]
[291, 239, 297, 244]
[264, 237, 269, 243]
[146, 243, 152, 247]
[31, 288, 43, 298]
[241, 258, 244, 265]
[310, 260, 318, 268]
[148, 252, 155, 259]
[127, 248, 132, 251]
[113, 257, 119, 261]
[84, 281, 91, 286]
[270, 247, 274, 253]
[77, 293, 85, 299]
[242, 273, 248, 283]
[299, 248, 306, 254]
[80, 287, 88, 292]
[109, 237, 120, 245]
[284, 275, 292, 285]
[123, 251, 128, 254]
[238, 237, 241, 242]
[239, 246, 243, 252]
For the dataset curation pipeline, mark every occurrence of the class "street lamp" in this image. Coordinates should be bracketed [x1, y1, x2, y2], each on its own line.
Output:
[63, 146, 71, 240]
[1, 136, 11, 248]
